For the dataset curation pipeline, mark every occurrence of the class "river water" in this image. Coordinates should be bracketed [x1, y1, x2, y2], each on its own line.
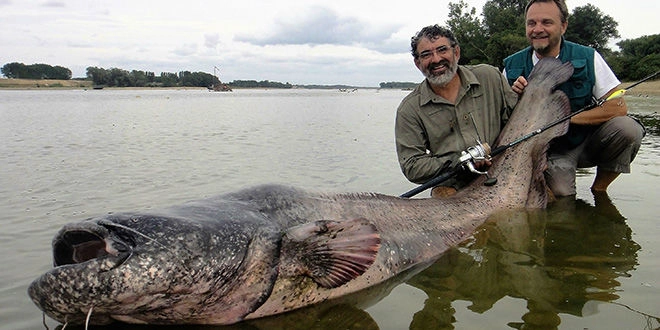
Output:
[0, 88, 658, 330]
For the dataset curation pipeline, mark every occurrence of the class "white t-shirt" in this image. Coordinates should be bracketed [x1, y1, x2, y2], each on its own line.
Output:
[504, 51, 620, 99]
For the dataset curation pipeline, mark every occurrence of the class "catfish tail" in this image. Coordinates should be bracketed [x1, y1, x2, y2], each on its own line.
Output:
[483, 58, 573, 209]
[496, 57, 574, 146]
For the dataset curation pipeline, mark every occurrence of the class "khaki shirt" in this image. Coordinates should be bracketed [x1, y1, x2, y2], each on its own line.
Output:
[395, 64, 518, 187]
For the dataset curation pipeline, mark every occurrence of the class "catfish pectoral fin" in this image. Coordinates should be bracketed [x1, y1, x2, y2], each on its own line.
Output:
[281, 218, 381, 289]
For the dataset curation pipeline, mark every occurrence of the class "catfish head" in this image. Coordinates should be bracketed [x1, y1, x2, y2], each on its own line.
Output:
[28, 207, 282, 325]
[28, 196, 381, 326]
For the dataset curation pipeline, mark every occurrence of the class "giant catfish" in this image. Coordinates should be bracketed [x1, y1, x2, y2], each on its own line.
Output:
[28, 58, 574, 326]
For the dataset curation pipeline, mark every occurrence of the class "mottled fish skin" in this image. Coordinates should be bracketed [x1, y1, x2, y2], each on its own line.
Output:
[29, 58, 573, 325]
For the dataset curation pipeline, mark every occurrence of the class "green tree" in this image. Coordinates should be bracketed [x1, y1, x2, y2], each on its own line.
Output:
[482, 0, 527, 67]
[84, 66, 219, 88]
[482, 0, 526, 33]
[1, 62, 29, 78]
[446, 0, 488, 65]
[86, 66, 110, 85]
[2, 62, 72, 79]
[130, 70, 150, 87]
[192, 71, 216, 87]
[108, 68, 131, 87]
[178, 71, 216, 87]
[29, 63, 71, 79]
[607, 34, 660, 80]
[564, 4, 619, 55]
[51, 66, 72, 79]
[159, 72, 178, 87]
[446, 0, 527, 67]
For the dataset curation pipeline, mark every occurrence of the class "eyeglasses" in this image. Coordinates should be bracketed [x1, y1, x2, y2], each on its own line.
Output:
[417, 45, 454, 60]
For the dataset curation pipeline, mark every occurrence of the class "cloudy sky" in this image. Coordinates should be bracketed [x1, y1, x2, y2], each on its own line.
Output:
[1, 0, 657, 86]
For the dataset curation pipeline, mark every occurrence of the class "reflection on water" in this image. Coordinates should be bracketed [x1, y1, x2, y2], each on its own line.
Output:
[407, 192, 647, 330]
[635, 113, 660, 136]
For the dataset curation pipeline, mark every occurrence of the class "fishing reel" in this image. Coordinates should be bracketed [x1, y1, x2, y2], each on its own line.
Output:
[458, 142, 498, 186]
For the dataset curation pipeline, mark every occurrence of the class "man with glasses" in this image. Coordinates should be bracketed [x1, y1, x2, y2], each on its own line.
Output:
[503, 0, 644, 196]
[395, 24, 518, 197]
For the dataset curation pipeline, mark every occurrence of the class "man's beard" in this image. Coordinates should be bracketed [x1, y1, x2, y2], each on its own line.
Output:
[529, 33, 556, 57]
[532, 39, 551, 56]
[425, 60, 458, 86]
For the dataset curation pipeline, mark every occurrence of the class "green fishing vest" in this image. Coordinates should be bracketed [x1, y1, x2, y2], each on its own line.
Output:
[503, 39, 596, 148]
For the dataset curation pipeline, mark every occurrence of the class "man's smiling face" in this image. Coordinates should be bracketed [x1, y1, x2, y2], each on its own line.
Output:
[414, 36, 460, 87]
[525, 1, 568, 57]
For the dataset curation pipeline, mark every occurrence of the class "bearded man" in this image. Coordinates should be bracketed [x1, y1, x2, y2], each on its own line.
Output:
[395, 24, 518, 197]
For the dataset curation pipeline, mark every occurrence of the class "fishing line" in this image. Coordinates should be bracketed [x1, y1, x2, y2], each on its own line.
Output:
[41, 312, 50, 330]
[99, 220, 169, 250]
[84, 306, 93, 330]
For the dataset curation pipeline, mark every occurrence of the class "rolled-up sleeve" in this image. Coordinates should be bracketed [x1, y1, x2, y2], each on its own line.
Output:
[395, 98, 458, 184]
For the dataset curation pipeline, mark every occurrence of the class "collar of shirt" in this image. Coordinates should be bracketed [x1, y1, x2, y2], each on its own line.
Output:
[418, 65, 481, 106]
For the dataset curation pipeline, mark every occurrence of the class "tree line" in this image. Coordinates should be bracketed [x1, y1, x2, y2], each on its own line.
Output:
[1, 64, 298, 89]
[83, 69, 297, 88]
[1, 62, 72, 80]
[85, 67, 220, 88]
[230, 80, 293, 89]
[0, 62, 221, 88]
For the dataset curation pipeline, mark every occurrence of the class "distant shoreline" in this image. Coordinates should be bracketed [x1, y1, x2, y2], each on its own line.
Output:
[0, 78, 93, 89]
[0, 78, 213, 90]
[1, 78, 658, 95]
[0, 78, 369, 91]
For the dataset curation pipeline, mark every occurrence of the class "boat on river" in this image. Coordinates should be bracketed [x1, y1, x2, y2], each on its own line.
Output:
[208, 66, 232, 92]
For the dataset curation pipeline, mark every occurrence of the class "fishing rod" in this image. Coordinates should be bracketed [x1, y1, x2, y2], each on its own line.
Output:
[400, 70, 659, 198]
[490, 70, 659, 156]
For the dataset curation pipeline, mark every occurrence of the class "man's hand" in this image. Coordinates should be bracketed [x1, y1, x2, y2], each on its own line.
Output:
[512, 76, 528, 95]
[474, 159, 492, 170]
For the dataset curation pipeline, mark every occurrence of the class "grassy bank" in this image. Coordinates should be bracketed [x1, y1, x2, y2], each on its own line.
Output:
[619, 79, 660, 97]
[0, 78, 93, 89]
[0, 78, 208, 90]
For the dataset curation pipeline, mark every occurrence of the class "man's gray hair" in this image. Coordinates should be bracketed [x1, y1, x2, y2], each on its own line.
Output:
[410, 25, 459, 58]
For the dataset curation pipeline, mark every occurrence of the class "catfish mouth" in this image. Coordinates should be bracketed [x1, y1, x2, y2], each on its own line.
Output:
[52, 222, 132, 268]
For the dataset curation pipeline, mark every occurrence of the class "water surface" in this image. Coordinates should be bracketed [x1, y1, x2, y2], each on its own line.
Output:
[1, 89, 658, 329]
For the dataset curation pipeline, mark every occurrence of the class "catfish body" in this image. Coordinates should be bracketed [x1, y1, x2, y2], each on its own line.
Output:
[28, 58, 574, 325]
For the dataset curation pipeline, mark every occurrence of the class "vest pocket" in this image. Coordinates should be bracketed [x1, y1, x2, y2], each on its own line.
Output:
[505, 68, 523, 85]
[567, 59, 591, 99]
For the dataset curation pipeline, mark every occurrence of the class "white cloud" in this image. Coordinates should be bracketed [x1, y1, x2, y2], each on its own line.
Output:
[235, 6, 398, 48]
[41, 1, 66, 8]
[172, 43, 199, 57]
[204, 33, 221, 49]
[0, 0, 656, 86]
